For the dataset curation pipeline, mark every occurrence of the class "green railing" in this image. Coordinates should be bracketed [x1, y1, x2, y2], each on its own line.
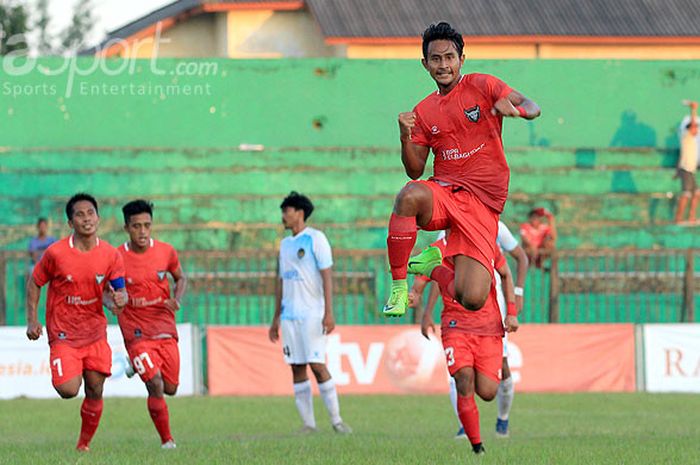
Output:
[1, 249, 697, 326]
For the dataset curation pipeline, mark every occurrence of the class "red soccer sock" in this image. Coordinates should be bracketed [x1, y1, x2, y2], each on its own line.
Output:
[387, 214, 417, 280]
[77, 397, 103, 449]
[430, 265, 455, 299]
[148, 396, 173, 444]
[457, 394, 481, 446]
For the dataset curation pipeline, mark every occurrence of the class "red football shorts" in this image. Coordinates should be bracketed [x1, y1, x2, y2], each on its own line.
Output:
[126, 338, 180, 385]
[441, 331, 502, 382]
[49, 339, 112, 386]
[411, 179, 498, 273]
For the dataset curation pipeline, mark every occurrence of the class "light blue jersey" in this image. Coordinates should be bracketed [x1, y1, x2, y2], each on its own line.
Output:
[279, 227, 333, 320]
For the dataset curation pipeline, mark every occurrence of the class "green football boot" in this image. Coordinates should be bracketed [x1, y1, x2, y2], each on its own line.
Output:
[407, 245, 443, 277]
[382, 279, 408, 317]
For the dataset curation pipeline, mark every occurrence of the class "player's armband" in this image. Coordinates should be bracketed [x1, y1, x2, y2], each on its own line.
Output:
[109, 277, 125, 289]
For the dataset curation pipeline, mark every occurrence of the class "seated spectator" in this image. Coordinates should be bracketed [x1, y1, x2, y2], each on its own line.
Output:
[520, 208, 557, 268]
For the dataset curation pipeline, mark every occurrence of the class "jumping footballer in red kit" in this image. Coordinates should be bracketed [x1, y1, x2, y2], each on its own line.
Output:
[26, 193, 128, 452]
[112, 199, 187, 449]
[414, 232, 519, 454]
[382, 22, 540, 317]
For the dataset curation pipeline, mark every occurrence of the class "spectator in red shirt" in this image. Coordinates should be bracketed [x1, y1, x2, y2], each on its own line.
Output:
[520, 208, 557, 268]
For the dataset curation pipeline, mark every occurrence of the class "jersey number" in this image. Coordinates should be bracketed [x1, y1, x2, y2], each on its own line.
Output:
[283, 346, 291, 357]
[444, 347, 455, 367]
[132, 352, 155, 375]
[52, 358, 63, 377]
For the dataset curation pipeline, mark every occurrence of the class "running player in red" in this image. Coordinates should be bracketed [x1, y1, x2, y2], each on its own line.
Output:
[413, 231, 519, 454]
[383, 22, 540, 316]
[25, 193, 127, 451]
[112, 199, 187, 449]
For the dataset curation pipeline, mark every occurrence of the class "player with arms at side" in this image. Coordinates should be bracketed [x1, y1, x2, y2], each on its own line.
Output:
[414, 222, 526, 438]
[413, 231, 519, 454]
[26, 193, 127, 451]
[383, 22, 540, 317]
[268, 192, 351, 434]
[109, 200, 187, 449]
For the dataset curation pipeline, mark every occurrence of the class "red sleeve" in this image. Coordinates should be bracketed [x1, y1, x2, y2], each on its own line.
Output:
[519, 224, 530, 241]
[168, 246, 181, 274]
[32, 248, 54, 287]
[410, 106, 431, 147]
[471, 73, 513, 103]
[108, 249, 125, 280]
[494, 248, 506, 269]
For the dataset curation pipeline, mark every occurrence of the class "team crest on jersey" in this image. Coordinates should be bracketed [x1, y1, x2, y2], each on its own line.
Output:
[431, 125, 440, 134]
[464, 105, 480, 123]
[449, 319, 457, 328]
[297, 248, 305, 259]
[157, 271, 166, 281]
[134, 328, 142, 338]
[95, 274, 105, 284]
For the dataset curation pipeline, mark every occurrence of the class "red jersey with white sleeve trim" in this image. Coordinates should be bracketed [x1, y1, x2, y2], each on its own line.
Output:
[117, 239, 181, 345]
[32, 236, 125, 348]
[427, 237, 504, 336]
[410, 73, 514, 213]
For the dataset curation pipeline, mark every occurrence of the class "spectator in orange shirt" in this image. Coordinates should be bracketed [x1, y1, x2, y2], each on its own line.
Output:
[520, 208, 557, 268]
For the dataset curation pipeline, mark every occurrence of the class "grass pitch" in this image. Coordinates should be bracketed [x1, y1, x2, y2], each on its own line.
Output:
[1, 393, 698, 464]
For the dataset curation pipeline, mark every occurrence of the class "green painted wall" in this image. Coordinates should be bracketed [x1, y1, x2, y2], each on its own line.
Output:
[1, 59, 699, 149]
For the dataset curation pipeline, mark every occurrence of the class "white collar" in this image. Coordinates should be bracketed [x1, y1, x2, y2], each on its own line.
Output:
[69, 235, 99, 249]
[124, 238, 154, 252]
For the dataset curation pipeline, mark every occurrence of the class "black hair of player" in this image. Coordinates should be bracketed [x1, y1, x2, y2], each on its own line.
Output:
[280, 191, 314, 220]
[65, 193, 99, 220]
[422, 22, 464, 59]
[37, 217, 48, 225]
[122, 199, 154, 225]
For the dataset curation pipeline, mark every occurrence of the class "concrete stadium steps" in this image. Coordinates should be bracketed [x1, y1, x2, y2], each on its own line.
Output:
[3, 221, 698, 251]
[0, 192, 680, 226]
[0, 147, 676, 170]
[1, 168, 682, 198]
[1, 146, 692, 250]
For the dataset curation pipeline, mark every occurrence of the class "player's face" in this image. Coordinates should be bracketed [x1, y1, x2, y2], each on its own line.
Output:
[422, 40, 464, 90]
[281, 207, 302, 229]
[68, 201, 99, 236]
[125, 212, 152, 248]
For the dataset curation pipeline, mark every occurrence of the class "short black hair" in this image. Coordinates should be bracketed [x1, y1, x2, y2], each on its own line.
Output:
[65, 193, 98, 220]
[280, 191, 314, 220]
[122, 199, 154, 224]
[36, 217, 48, 225]
[422, 22, 464, 59]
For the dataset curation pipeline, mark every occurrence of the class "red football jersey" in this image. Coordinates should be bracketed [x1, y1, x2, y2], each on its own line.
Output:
[427, 237, 503, 336]
[117, 239, 181, 345]
[520, 222, 552, 249]
[32, 236, 125, 348]
[410, 73, 514, 213]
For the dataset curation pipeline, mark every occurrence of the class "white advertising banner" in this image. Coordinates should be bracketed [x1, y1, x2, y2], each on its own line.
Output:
[644, 324, 700, 393]
[0, 324, 194, 399]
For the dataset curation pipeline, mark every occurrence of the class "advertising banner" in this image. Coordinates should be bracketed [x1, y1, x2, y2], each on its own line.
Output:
[0, 324, 194, 399]
[207, 324, 636, 395]
[644, 324, 700, 393]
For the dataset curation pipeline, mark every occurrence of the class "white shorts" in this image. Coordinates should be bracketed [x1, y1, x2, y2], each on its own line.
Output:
[281, 318, 326, 365]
